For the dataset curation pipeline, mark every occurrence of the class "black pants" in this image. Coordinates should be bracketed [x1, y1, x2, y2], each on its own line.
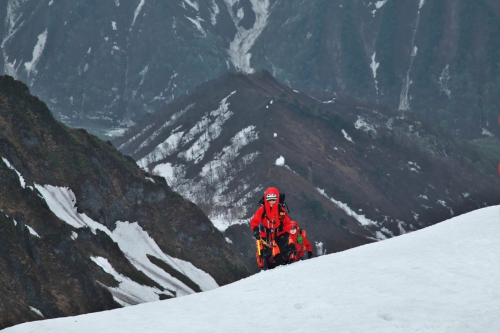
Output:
[274, 232, 290, 265]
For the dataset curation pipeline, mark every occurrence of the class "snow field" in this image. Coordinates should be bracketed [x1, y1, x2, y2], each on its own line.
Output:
[33, 184, 218, 306]
[6, 205, 500, 332]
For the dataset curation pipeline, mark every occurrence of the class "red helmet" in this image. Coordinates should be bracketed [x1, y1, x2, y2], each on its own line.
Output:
[290, 221, 298, 234]
[264, 187, 279, 202]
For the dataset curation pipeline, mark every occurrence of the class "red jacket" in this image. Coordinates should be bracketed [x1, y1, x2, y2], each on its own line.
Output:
[289, 229, 312, 258]
[250, 187, 290, 238]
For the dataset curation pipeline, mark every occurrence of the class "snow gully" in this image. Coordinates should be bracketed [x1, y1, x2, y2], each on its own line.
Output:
[224, 0, 270, 73]
[398, 0, 426, 111]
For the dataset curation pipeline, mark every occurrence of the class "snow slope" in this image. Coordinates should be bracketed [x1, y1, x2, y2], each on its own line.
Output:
[6, 206, 500, 332]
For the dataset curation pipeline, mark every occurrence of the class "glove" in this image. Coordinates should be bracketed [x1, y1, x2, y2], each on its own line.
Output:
[276, 224, 284, 232]
[308, 251, 313, 259]
[253, 227, 260, 240]
[288, 243, 296, 251]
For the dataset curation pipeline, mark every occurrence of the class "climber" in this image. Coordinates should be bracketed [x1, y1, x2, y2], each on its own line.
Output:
[287, 221, 313, 262]
[251, 187, 291, 269]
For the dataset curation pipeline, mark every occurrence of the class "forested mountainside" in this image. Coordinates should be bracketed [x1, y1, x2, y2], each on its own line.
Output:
[0, 75, 249, 329]
[115, 71, 500, 271]
[1, 0, 499, 139]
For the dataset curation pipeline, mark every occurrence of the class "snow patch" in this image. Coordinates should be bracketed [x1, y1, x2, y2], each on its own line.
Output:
[225, 237, 233, 244]
[129, 104, 193, 153]
[24, 29, 48, 80]
[183, 0, 199, 11]
[137, 130, 185, 169]
[354, 116, 377, 135]
[482, 128, 494, 137]
[316, 188, 378, 227]
[178, 92, 236, 164]
[34, 184, 218, 300]
[342, 129, 354, 143]
[398, 0, 424, 111]
[275, 156, 285, 166]
[26, 224, 40, 238]
[29, 307, 44, 318]
[2, 157, 26, 188]
[370, 52, 379, 95]
[210, 0, 220, 25]
[439, 64, 451, 98]
[372, 0, 389, 15]
[315, 241, 326, 256]
[225, 0, 270, 73]
[112, 21, 117, 30]
[375, 0, 389, 9]
[185, 16, 206, 35]
[131, 0, 146, 28]
[91, 256, 162, 306]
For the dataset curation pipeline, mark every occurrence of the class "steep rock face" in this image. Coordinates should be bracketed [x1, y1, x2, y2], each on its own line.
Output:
[0, 0, 239, 131]
[115, 71, 500, 271]
[2, 0, 499, 139]
[251, 0, 500, 138]
[0, 75, 249, 329]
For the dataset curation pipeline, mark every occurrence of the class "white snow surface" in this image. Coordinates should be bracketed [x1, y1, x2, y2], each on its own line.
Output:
[28, 307, 44, 318]
[275, 155, 285, 166]
[24, 29, 48, 79]
[90, 256, 161, 307]
[33, 184, 218, 304]
[210, 0, 220, 25]
[341, 129, 354, 143]
[225, 0, 270, 73]
[185, 15, 206, 35]
[2, 157, 26, 188]
[131, 104, 193, 154]
[183, 0, 199, 11]
[131, 0, 145, 27]
[25, 224, 40, 238]
[316, 188, 379, 228]
[177, 92, 235, 164]
[375, 0, 389, 9]
[372, 0, 389, 15]
[7, 205, 500, 332]
[370, 52, 380, 94]
[354, 116, 377, 135]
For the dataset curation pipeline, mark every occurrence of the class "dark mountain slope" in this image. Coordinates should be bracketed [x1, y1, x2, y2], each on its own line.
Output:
[0, 75, 249, 329]
[2, 0, 500, 139]
[115, 71, 500, 271]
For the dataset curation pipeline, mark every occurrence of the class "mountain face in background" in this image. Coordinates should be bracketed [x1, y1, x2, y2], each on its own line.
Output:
[0, 75, 249, 329]
[115, 71, 500, 271]
[2, 0, 500, 139]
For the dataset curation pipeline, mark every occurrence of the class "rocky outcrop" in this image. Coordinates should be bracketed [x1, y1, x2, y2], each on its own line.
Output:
[0, 75, 249, 329]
